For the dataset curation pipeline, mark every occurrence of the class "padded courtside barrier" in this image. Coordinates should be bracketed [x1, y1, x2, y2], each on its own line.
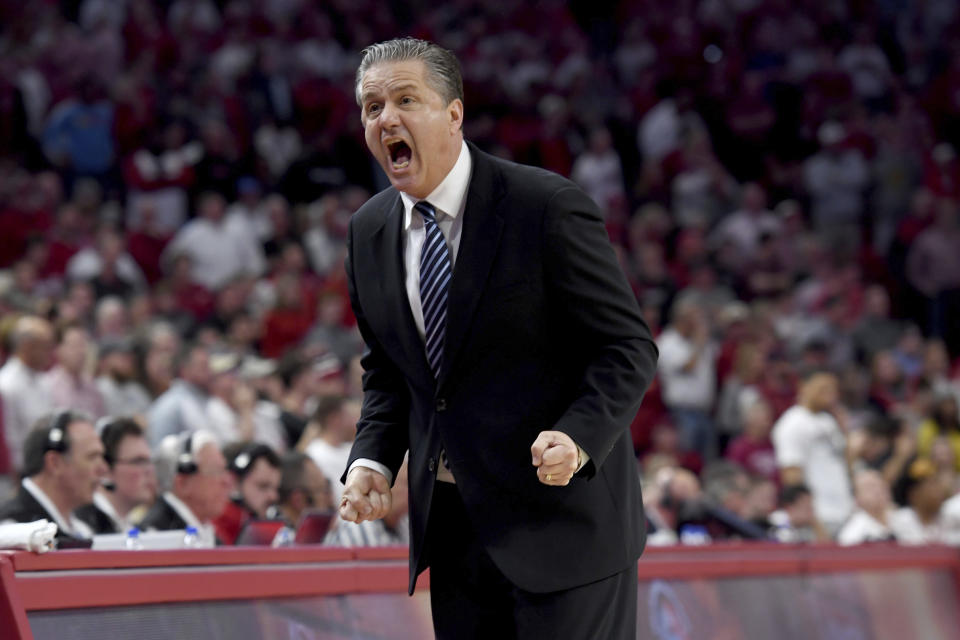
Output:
[0, 543, 957, 639]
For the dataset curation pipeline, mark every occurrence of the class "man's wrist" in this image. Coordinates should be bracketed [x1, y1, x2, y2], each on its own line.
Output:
[575, 444, 589, 473]
[348, 459, 394, 485]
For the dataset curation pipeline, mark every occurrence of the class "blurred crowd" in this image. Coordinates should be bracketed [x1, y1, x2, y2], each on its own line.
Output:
[1, 0, 960, 547]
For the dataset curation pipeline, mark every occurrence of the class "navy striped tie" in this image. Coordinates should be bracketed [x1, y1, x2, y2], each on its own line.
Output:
[417, 201, 451, 379]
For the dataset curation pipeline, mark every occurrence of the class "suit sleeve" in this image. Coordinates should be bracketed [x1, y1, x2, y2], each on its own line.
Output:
[543, 186, 658, 476]
[341, 217, 411, 485]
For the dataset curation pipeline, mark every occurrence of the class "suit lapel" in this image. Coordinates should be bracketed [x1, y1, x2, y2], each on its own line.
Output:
[369, 196, 434, 387]
[440, 145, 505, 385]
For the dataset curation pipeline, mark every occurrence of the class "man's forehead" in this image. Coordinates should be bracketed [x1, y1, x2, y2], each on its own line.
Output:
[69, 422, 103, 451]
[361, 60, 429, 94]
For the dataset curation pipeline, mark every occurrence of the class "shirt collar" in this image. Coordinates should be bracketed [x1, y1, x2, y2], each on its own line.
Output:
[401, 140, 472, 230]
[11, 357, 41, 380]
[22, 478, 93, 538]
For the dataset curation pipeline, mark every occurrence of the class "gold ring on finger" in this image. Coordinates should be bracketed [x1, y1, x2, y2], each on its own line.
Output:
[545, 474, 552, 482]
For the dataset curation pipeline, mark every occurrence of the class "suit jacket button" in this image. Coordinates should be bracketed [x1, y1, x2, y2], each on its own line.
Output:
[428, 458, 436, 472]
[436, 398, 447, 412]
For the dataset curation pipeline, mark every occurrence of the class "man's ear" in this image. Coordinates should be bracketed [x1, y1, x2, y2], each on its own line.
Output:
[448, 99, 464, 133]
[173, 474, 188, 496]
[44, 451, 64, 476]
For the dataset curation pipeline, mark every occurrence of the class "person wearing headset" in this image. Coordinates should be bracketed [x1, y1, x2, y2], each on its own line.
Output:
[213, 442, 282, 545]
[76, 417, 157, 534]
[0, 411, 107, 543]
[139, 430, 230, 546]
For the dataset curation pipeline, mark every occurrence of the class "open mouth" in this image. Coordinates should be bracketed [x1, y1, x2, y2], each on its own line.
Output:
[387, 140, 412, 169]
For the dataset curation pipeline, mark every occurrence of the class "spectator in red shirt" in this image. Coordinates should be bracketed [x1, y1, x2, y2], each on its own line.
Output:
[260, 273, 315, 358]
[726, 399, 779, 484]
[214, 442, 282, 545]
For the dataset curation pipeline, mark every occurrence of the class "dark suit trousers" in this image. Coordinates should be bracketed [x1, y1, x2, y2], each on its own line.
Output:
[425, 482, 638, 639]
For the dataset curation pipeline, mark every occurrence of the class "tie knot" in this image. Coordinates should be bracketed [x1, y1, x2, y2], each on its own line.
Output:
[415, 201, 437, 223]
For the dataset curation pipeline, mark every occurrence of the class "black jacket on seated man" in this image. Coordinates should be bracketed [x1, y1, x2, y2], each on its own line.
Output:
[75, 500, 121, 535]
[138, 494, 189, 531]
[0, 484, 90, 545]
[0, 410, 105, 546]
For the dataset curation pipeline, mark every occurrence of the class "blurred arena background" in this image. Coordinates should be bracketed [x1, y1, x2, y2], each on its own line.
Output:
[1, 0, 960, 638]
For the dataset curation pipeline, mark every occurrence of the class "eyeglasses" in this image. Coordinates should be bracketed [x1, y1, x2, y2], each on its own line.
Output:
[114, 457, 154, 468]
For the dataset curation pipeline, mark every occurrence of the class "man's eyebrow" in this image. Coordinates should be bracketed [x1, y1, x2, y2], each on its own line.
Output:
[388, 83, 419, 94]
[363, 83, 420, 102]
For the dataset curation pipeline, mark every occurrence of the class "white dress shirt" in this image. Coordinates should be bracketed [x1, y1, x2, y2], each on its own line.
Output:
[350, 141, 587, 485]
[351, 140, 471, 485]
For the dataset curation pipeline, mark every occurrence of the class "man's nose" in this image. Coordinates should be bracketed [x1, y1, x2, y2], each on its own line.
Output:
[379, 101, 401, 128]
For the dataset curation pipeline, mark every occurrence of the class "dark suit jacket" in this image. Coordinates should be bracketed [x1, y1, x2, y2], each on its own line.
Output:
[75, 501, 119, 535]
[344, 142, 658, 594]
[138, 495, 188, 531]
[0, 486, 87, 545]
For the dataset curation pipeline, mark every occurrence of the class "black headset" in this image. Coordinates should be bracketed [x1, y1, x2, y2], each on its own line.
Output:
[177, 432, 198, 475]
[45, 410, 71, 454]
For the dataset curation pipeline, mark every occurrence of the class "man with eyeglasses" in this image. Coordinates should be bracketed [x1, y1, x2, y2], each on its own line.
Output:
[0, 411, 106, 544]
[76, 418, 157, 534]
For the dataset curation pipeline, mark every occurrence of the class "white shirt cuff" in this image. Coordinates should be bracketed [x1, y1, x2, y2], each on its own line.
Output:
[348, 458, 394, 485]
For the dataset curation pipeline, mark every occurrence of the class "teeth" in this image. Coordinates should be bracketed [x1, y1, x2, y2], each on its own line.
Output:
[392, 159, 409, 169]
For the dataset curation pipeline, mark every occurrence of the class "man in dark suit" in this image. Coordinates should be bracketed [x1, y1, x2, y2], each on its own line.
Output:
[339, 38, 658, 638]
[76, 418, 157, 535]
[139, 430, 230, 547]
[0, 411, 106, 544]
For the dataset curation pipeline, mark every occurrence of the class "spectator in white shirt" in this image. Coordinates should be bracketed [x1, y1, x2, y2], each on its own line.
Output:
[162, 192, 266, 291]
[0, 316, 56, 472]
[772, 370, 855, 535]
[657, 299, 718, 459]
[147, 343, 213, 448]
[41, 324, 106, 420]
[66, 226, 147, 295]
[299, 395, 360, 506]
[571, 127, 626, 216]
[838, 469, 897, 544]
[206, 353, 286, 452]
[888, 456, 951, 544]
[939, 490, 960, 546]
[710, 183, 781, 269]
[95, 340, 152, 418]
[802, 121, 869, 243]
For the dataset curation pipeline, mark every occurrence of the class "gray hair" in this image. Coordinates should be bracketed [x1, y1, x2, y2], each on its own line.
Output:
[355, 37, 463, 107]
[154, 430, 220, 492]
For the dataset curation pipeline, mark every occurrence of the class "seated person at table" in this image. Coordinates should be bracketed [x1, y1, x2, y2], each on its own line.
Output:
[0, 411, 106, 543]
[274, 451, 334, 527]
[76, 418, 157, 534]
[213, 442, 282, 544]
[139, 430, 230, 546]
